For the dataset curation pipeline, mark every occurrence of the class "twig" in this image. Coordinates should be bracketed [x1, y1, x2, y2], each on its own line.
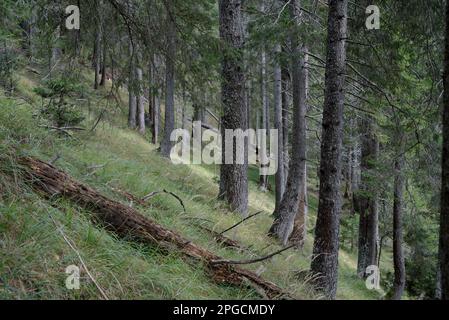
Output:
[181, 216, 215, 224]
[90, 109, 105, 132]
[42, 58, 61, 80]
[219, 211, 263, 235]
[39, 125, 72, 137]
[49, 154, 61, 165]
[274, 0, 291, 24]
[39, 125, 86, 133]
[142, 189, 186, 212]
[195, 224, 255, 254]
[86, 161, 111, 176]
[49, 215, 109, 300]
[210, 244, 296, 266]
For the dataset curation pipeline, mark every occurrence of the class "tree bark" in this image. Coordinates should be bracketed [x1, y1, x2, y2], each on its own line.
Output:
[93, 2, 102, 90]
[246, 80, 252, 130]
[128, 42, 137, 129]
[99, 35, 107, 86]
[218, 0, 248, 217]
[148, 61, 154, 125]
[128, 93, 137, 129]
[269, 0, 306, 246]
[440, 0, 449, 301]
[160, 7, 176, 158]
[136, 67, 145, 135]
[154, 87, 160, 144]
[290, 50, 309, 246]
[310, 0, 348, 300]
[356, 117, 379, 277]
[392, 152, 406, 300]
[281, 66, 290, 182]
[259, 28, 269, 191]
[149, 56, 159, 144]
[274, 43, 285, 215]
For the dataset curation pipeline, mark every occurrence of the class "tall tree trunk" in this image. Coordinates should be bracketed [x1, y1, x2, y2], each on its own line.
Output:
[50, 26, 62, 77]
[290, 50, 309, 246]
[246, 80, 252, 130]
[160, 8, 176, 158]
[356, 117, 379, 276]
[181, 89, 187, 130]
[259, 29, 269, 191]
[128, 94, 137, 129]
[268, 0, 306, 245]
[74, 0, 81, 57]
[436, 266, 442, 299]
[274, 43, 285, 215]
[99, 36, 107, 86]
[136, 67, 145, 135]
[149, 56, 159, 144]
[93, 1, 102, 90]
[440, 0, 449, 301]
[281, 66, 290, 183]
[154, 87, 160, 144]
[218, 0, 248, 217]
[148, 61, 154, 125]
[310, 0, 348, 300]
[128, 42, 137, 129]
[392, 150, 406, 300]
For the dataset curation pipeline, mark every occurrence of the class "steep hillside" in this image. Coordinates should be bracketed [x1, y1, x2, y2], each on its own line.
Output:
[0, 67, 386, 300]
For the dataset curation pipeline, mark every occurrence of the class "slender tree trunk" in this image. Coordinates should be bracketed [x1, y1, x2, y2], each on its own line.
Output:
[440, 0, 449, 301]
[182, 90, 187, 130]
[136, 67, 145, 135]
[290, 50, 309, 246]
[50, 26, 62, 77]
[259, 33, 269, 191]
[274, 43, 285, 214]
[74, 0, 81, 57]
[100, 36, 107, 86]
[218, 0, 248, 217]
[148, 61, 154, 123]
[93, 2, 101, 90]
[193, 97, 204, 122]
[246, 80, 252, 130]
[392, 151, 406, 300]
[436, 266, 442, 299]
[160, 8, 176, 158]
[128, 42, 137, 129]
[149, 56, 159, 144]
[348, 125, 359, 215]
[310, 0, 348, 300]
[154, 87, 160, 144]
[269, 0, 306, 245]
[356, 117, 379, 276]
[290, 163, 308, 245]
[128, 94, 137, 129]
[281, 65, 290, 183]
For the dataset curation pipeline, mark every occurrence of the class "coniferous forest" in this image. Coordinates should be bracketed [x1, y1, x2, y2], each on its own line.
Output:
[1, 0, 449, 302]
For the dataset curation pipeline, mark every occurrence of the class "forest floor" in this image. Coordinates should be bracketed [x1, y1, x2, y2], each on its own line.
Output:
[0, 65, 390, 299]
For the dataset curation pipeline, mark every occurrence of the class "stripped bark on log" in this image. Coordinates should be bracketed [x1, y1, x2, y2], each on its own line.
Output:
[18, 156, 293, 299]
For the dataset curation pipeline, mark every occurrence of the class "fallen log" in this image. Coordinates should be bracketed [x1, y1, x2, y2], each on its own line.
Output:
[18, 156, 293, 299]
[111, 189, 250, 253]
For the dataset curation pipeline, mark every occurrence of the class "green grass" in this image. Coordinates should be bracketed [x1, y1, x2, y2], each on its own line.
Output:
[0, 67, 388, 300]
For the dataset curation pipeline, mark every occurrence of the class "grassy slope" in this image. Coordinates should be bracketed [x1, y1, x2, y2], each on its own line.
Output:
[0, 67, 387, 300]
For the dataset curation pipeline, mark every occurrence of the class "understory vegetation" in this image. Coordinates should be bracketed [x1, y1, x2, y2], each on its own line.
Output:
[0, 67, 382, 300]
[1, 0, 448, 301]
